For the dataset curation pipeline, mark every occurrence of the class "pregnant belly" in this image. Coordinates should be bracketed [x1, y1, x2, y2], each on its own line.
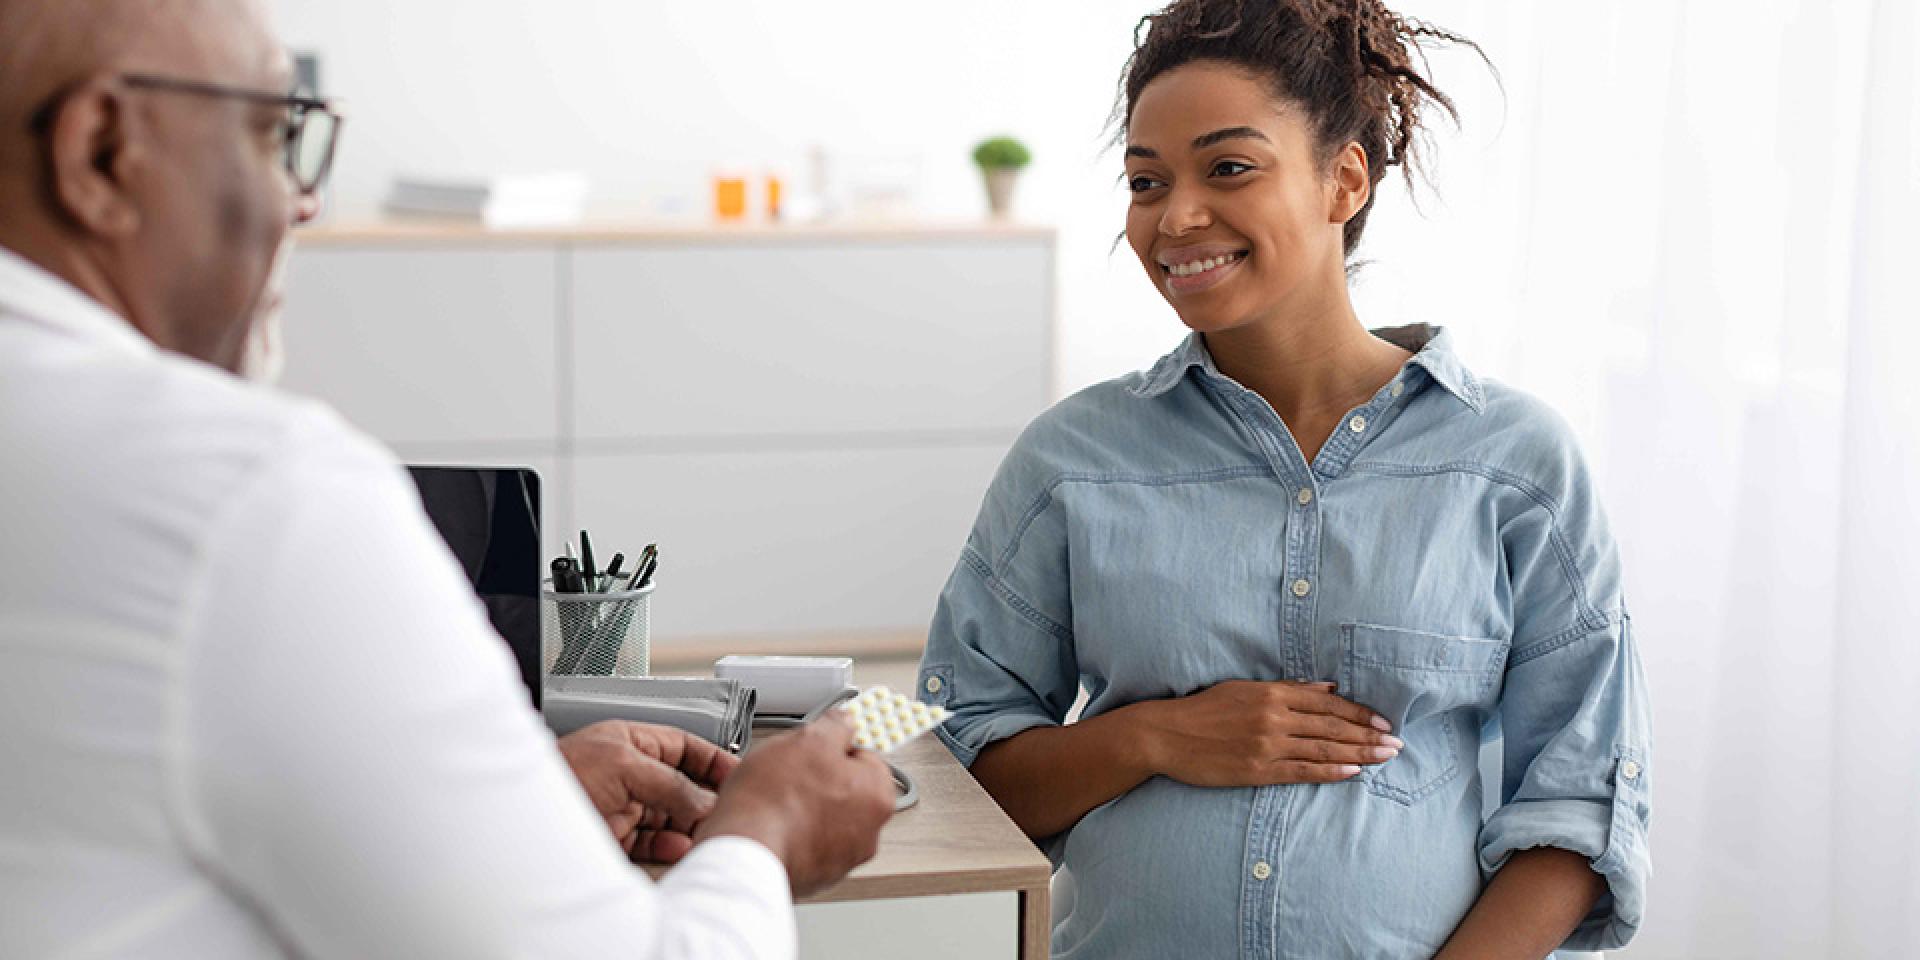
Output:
[1052, 777, 1253, 960]
[1052, 776, 1486, 960]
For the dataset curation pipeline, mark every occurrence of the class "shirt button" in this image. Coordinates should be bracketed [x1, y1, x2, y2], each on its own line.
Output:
[1296, 487, 1314, 506]
[1291, 579, 1312, 597]
[1251, 861, 1273, 881]
[1621, 760, 1642, 782]
[1391, 381, 1404, 398]
[1349, 415, 1368, 433]
[924, 676, 943, 695]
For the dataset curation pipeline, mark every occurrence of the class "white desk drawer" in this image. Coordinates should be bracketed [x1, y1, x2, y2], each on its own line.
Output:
[570, 242, 1051, 441]
[571, 443, 1006, 638]
[280, 248, 559, 447]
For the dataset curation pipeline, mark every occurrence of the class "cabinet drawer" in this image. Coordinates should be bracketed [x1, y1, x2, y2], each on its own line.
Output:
[280, 248, 559, 446]
[571, 443, 1006, 638]
[570, 242, 1051, 441]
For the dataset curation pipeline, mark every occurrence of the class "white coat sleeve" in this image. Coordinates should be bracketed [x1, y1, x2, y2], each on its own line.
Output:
[169, 414, 794, 960]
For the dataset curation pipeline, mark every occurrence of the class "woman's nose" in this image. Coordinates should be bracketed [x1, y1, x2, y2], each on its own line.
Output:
[1159, 189, 1211, 236]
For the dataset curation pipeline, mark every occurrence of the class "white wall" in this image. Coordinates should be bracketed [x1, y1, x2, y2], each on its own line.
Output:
[268, 0, 1133, 393]
[270, 0, 1522, 400]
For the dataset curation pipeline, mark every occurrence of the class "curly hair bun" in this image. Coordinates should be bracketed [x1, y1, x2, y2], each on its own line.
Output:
[1119, 0, 1490, 258]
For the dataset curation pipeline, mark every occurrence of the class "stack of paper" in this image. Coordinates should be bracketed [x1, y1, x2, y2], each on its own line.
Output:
[384, 172, 589, 227]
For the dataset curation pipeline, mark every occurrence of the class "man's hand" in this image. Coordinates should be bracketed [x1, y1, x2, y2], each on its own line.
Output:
[556, 720, 740, 863]
[693, 713, 896, 898]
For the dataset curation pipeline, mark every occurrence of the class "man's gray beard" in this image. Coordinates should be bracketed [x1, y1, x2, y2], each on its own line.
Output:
[238, 237, 293, 384]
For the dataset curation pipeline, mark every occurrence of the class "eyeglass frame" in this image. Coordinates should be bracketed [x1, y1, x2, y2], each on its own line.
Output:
[28, 72, 346, 197]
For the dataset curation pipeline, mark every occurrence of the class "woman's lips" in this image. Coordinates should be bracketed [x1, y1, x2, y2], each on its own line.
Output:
[1163, 251, 1248, 295]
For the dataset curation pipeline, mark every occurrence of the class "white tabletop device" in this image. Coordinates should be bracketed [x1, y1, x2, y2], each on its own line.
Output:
[714, 655, 854, 718]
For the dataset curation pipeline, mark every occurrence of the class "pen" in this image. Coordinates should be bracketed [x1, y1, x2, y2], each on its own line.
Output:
[635, 548, 659, 589]
[627, 543, 657, 590]
[551, 556, 597, 673]
[579, 530, 598, 587]
[603, 553, 625, 593]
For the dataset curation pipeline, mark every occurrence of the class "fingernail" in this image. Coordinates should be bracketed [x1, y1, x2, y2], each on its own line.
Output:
[1339, 765, 1363, 777]
[1380, 735, 1404, 750]
[1370, 745, 1399, 761]
[1370, 716, 1393, 732]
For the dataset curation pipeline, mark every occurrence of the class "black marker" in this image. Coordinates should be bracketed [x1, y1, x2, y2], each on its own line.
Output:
[578, 530, 598, 585]
[552, 557, 584, 593]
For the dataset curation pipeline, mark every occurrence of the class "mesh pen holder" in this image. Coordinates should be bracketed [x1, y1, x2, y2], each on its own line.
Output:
[542, 582, 654, 678]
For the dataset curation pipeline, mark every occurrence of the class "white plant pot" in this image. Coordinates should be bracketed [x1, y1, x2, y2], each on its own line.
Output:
[983, 168, 1021, 219]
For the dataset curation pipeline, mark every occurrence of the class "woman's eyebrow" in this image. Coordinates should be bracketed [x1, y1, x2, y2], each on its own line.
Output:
[1191, 126, 1270, 149]
[1126, 126, 1272, 160]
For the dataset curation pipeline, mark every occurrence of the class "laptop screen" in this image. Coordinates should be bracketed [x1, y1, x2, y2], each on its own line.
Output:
[407, 466, 543, 708]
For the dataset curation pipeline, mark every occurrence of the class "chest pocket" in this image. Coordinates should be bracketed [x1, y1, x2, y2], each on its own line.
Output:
[1339, 623, 1507, 805]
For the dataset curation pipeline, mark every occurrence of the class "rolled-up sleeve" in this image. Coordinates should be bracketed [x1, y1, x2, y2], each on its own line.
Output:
[918, 444, 1078, 768]
[1479, 432, 1652, 952]
[1479, 613, 1650, 951]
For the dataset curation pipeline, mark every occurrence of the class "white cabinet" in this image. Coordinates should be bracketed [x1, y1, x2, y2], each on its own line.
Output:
[570, 241, 1052, 440]
[281, 248, 560, 448]
[573, 444, 1007, 637]
[798, 894, 1016, 959]
[278, 225, 1054, 642]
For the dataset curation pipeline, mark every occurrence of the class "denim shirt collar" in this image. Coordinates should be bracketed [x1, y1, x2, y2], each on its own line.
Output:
[1128, 323, 1486, 413]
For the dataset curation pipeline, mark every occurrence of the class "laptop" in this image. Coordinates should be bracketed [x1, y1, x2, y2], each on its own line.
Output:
[407, 465, 543, 708]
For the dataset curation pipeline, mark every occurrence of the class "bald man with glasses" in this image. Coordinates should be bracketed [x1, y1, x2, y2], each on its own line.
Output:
[0, 2, 895, 958]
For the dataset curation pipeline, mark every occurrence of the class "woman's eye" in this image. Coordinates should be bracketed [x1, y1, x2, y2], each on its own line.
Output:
[1128, 175, 1165, 194]
[1212, 160, 1253, 177]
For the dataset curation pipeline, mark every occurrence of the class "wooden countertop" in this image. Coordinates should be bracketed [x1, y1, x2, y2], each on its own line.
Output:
[643, 727, 1051, 903]
[809, 729, 1050, 904]
[295, 219, 1055, 248]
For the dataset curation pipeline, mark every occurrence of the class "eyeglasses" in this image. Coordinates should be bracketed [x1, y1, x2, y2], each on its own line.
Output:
[120, 73, 345, 196]
[31, 72, 346, 197]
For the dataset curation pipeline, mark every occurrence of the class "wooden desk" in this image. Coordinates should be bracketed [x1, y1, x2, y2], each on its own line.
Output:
[647, 729, 1052, 959]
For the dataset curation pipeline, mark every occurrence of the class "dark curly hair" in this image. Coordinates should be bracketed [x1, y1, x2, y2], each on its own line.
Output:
[1117, 0, 1490, 260]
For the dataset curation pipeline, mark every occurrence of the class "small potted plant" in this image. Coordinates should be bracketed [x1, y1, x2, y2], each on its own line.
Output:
[972, 136, 1031, 219]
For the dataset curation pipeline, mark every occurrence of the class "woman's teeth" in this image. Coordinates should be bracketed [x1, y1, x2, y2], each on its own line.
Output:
[1167, 253, 1244, 277]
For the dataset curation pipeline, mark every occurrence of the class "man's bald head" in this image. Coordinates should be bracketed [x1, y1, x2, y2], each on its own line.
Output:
[0, 0, 282, 176]
[0, 0, 304, 374]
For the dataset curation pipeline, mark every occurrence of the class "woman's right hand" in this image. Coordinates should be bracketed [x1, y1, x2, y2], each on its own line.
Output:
[1133, 680, 1402, 787]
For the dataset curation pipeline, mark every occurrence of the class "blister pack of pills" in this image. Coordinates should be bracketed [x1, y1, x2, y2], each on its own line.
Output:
[841, 685, 948, 753]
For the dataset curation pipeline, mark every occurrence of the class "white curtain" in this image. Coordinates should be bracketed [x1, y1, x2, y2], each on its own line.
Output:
[1049, 0, 1917, 954]
[1329, 1, 1920, 955]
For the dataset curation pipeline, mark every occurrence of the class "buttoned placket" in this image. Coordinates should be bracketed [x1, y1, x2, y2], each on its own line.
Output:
[1202, 367, 1417, 959]
[1201, 378, 1318, 678]
[1202, 370, 1423, 677]
[1199, 374, 1323, 959]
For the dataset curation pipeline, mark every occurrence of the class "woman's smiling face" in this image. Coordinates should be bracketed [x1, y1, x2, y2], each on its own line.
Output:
[1124, 60, 1366, 335]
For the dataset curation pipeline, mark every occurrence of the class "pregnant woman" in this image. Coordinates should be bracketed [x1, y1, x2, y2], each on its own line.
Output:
[917, 1, 1651, 957]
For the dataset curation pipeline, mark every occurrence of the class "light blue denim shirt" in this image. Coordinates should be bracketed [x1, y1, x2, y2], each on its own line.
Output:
[919, 325, 1650, 959]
